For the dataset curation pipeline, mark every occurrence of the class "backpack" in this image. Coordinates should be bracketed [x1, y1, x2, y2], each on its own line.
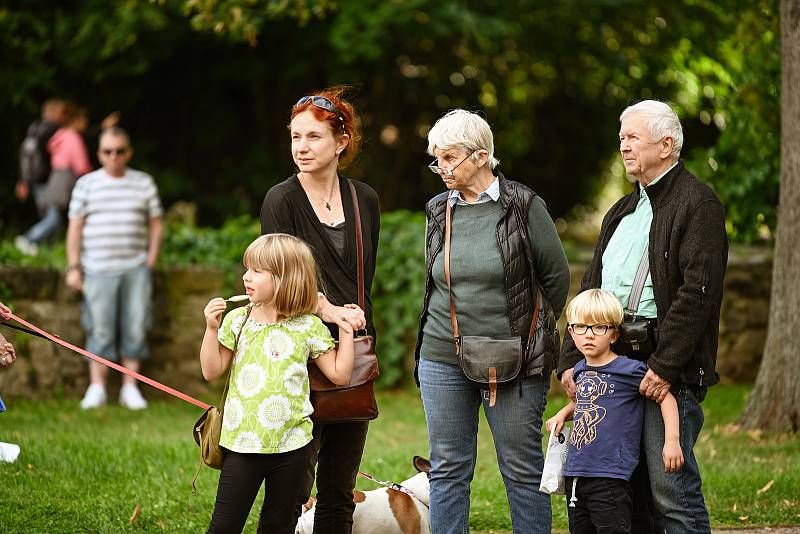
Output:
[19, 120, 57, 185]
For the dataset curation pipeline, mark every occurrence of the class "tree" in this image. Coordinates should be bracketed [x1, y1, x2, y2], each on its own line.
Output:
[740, 0, 800, 431]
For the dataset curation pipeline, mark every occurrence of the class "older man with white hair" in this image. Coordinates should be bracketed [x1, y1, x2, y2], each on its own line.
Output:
[558, 100, 727, 533]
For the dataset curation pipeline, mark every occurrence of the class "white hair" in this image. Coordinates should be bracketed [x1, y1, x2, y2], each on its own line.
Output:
[427, 109, 500, 169]
[620, 100, 683, 158]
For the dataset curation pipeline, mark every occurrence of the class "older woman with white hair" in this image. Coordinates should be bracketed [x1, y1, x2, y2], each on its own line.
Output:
[413, 109, 570, 533]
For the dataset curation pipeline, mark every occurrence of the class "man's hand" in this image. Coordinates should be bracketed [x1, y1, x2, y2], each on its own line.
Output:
[15, 181, 29, 201]
[639, 369, 671, 403]
[66, 269, 83, 292]
[560, 367, 576, 401]
[0, 302, 10, 320]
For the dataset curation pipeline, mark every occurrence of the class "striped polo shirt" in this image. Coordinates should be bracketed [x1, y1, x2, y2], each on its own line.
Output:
[68, 167, 163, 274]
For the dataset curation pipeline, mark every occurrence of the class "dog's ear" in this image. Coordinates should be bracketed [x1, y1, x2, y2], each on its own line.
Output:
[413, 456, 431, 474]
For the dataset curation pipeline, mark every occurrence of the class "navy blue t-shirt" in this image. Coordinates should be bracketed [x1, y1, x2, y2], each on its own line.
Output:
[564, 355, 648, 481]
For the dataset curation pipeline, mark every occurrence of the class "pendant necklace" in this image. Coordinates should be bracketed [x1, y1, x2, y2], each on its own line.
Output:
[316, 179, 338, 211]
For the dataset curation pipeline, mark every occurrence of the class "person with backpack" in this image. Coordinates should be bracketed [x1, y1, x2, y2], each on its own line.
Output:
[15, 98, 66, 207]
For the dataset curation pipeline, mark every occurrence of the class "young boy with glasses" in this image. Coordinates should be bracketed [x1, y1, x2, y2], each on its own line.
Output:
[546, 289, 683, 534]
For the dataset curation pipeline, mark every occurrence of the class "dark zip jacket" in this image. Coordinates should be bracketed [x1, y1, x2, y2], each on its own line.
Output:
[557, 161, 728, 387]
[414, 173, 565, 384]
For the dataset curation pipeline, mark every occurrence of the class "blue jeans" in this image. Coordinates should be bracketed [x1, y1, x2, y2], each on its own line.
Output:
[24, 206, 62, 244]
[641, 386, 710, 534]
[419, 358, 551, 534]
[81, 266, 152, 360]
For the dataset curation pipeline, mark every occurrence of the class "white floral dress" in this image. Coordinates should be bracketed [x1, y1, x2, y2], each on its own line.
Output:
[217, 306, 334, 454]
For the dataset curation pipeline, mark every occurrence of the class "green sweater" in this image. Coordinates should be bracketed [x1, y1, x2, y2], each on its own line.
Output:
[420, 197, 570, 365]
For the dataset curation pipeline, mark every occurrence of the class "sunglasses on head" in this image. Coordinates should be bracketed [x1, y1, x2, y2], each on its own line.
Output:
[101, 147, 128, 156]
[295, 96, 347, 133]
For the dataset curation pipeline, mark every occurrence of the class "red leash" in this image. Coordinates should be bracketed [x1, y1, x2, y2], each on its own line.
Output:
[3, 312, 209, 410]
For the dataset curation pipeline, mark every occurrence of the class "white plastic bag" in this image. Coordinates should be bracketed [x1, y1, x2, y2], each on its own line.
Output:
[539, 426, 570, 495]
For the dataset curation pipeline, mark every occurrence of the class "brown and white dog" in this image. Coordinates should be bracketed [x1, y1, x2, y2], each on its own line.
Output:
[295, 456, 431, 534]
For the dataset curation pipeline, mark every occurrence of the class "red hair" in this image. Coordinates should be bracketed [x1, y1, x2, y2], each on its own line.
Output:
[290, 85, 362, 169]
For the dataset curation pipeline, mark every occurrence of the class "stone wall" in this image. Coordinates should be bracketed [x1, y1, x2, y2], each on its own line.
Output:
[560, 250, 772, 384]
[0, 251, 772, 400]
[0, 267, 225, 402]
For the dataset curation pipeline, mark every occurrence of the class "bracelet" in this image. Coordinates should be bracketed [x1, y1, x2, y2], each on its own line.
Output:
[66, 264, 81, 273]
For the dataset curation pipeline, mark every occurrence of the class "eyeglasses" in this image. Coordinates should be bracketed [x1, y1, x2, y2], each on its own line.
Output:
[569, 323, 615, 336]
[296, 95, 346, 133]
[428, 151, 475, 176]
[101, 147, 128, 156]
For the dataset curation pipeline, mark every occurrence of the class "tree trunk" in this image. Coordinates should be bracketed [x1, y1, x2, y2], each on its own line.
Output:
[740, 0, 800, 431]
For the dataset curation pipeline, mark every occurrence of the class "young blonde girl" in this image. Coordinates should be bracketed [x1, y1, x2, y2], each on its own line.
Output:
[200, 234, 354, 534]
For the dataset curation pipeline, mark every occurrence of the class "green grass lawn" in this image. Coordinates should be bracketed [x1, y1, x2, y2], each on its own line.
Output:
[0, 384, 798, 533]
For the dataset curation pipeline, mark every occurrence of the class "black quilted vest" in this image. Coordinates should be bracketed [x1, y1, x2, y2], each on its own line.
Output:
[413, 173, 551, 385]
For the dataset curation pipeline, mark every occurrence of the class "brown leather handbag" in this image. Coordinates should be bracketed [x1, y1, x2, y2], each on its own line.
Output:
[307, 180, 380, 424]
[443, 201, 540, 407]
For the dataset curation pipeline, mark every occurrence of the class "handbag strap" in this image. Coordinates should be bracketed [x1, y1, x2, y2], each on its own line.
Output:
[625, 247, 650, 315]
[220, 304, 253, 406]
[443, 201, 541, 353]
[347, 179, 366, 311]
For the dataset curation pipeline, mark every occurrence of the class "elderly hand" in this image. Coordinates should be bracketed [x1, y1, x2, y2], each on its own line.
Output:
[639, 369, 671, 403]
[0, 302, 10, 320]
[560, 367, 576, 401]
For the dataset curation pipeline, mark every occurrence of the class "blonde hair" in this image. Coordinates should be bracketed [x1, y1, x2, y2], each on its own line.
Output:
[242, 234, 319, 318]
[565, 289, 624, 327]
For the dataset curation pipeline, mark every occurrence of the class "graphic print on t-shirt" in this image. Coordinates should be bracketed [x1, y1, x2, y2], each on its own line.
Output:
[571, 371, 609, 450]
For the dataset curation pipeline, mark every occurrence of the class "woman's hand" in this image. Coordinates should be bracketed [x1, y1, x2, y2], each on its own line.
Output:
[204, 298, 226, 330]
[662, 439, 684, 473]
[317, 294, 366, 332]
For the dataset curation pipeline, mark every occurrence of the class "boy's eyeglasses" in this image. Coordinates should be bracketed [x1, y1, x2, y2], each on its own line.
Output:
[101, 148, 128, 156]
[295, 96, 346, 133]
[428, 151, 475, 176]
[569, 323, 615, 336]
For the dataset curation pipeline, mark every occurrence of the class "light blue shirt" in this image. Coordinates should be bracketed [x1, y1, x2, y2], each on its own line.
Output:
[601, 162, 678, 317]
[448, 177, 500, 206]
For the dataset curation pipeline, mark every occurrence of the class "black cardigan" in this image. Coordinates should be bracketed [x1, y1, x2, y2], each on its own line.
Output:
[557, 161, 728, 387]
[260, 174, 380, 339]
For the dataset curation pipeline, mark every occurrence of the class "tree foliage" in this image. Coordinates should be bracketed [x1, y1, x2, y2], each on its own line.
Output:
[0, 0, 781, 243]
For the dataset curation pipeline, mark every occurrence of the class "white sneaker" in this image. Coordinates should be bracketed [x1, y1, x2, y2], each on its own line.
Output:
[14, 235, 38, 256]
[80, 384, 107, 409]
[0, 442, 20, 463]
[119, 384, 147, 410]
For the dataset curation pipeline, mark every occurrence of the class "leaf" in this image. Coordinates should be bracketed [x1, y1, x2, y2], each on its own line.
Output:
[757, 479, 774, 494]
[130, 503, 142, 524]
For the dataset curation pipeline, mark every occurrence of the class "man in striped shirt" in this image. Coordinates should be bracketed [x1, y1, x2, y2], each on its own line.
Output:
[65, 127, 163, 410]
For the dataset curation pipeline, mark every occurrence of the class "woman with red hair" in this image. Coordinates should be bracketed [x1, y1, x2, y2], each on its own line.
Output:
[260, 87, 379, 534]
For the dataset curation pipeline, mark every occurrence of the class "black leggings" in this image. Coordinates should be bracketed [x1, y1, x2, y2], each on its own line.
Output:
[285, 421, 369, 534]
[207, 443, 313, 534]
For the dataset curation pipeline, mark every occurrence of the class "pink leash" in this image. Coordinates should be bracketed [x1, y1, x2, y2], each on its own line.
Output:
[3, 312, 209, 410]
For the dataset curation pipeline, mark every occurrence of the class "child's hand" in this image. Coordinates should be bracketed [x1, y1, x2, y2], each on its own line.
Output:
[0, 342, 15, 368]
[545, 414, 566, 435]
[204, 298, 226, 330]
[662, 439, 684, 473]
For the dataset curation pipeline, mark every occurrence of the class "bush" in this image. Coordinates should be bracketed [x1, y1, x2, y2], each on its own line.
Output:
[372, 211, 427, 388]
